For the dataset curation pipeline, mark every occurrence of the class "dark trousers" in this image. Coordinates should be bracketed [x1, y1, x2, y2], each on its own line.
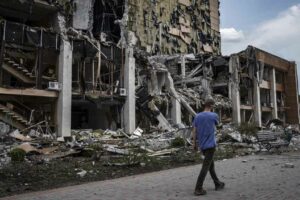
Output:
[195, 148, 221, 189]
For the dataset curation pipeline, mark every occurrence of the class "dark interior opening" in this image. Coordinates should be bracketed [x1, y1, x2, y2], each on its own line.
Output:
[93, 0, 125, 42]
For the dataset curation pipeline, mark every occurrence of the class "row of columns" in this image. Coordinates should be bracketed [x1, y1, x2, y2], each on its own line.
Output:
[230, 56, 279, 127]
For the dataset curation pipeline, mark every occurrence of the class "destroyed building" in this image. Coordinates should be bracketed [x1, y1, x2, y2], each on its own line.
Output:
[212, 46, 300, 126]
[0, 0, 298, 140]
[0, 0, 222, 137]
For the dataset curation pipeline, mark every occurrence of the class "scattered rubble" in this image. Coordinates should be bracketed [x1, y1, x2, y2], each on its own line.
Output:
[289, 135, 300, 150]
[1, 119, 299, 169]
[283, 163, 295, 169]
[77, 170, 87, 178]
[0, 122, 10, 137]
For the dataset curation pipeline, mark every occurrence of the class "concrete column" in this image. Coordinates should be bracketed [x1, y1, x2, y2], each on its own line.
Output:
[241, 110, 246, 123]
[229, 55, 241, 124]
[270, 68, 278, 119]
[165, 72, 182, 125]
[56, 39, 73, 137]
[171, 98, 182, 125]
[254, 74, 262, 127]
[181, 55, 186, 78]
[202, 79, 211, 95]
[123, 47, 136, 134]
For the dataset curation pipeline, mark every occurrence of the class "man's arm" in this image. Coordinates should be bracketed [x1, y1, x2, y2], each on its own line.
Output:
[215, 113, 223, 129]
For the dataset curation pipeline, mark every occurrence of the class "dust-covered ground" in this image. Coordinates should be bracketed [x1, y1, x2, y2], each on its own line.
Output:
[2, 152, 300, 200]
[0, 148, 236, 198]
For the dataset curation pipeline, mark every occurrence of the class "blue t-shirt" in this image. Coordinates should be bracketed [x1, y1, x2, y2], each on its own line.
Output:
[192, 112, 218, 150]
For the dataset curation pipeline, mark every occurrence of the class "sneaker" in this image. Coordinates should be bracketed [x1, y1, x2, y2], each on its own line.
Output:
[215, 182, 225, 191]
[194, 188, 207, 196]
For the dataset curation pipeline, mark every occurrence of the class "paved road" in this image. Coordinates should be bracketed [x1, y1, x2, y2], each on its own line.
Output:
[1, 153, 300, 200]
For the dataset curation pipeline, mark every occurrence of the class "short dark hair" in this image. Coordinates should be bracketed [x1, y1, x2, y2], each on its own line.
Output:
[204, 98, 215, 107]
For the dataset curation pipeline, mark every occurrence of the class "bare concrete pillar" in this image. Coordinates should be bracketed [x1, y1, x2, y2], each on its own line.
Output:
[270, 68, 278, 119]
[56, 40, 73, 137]
[165, 72, 182, 125]
[229, 55, 241, 124]
[171, 98, 181, 125]
[241, 110, 246, 123]
[254, 75, 262, 127]
[123, 47, 136, 133]
[181, 55, 186, 78]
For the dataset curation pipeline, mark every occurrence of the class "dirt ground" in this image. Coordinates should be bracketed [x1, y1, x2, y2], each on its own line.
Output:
[0, 148, 236, 198]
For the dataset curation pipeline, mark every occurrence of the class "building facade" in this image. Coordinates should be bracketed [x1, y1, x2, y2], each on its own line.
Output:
[0, 0, 298, 138]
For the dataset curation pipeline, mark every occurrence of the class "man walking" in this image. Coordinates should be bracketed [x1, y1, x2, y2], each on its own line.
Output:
[192, 98, 225, 195]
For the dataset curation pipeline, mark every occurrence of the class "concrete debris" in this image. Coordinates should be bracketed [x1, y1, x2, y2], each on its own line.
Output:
[140, 162, 146, 167]
[289, 135, 300, 149]
[103, 145, 129, 155]
[144, 138, 172, 151]
[105, 162, 139, 167]
[9, 130, 32, 142]
[16, 143, 39, 154]
[0, 120, 298, 169]
[283, 163, 295, 168]
[0, 0, 299, 172]
[148, 148, 180, 157]
[228, 131, 243, 143]
[77, 170, 87, 178]
[0, 122, 10, 137]
[132, 127, 143, 137]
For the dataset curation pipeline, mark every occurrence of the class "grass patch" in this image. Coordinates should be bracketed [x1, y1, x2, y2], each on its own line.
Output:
[171, 137, 185, 147]
[237, 123, 258, 136]
[9, 148, 26, 162]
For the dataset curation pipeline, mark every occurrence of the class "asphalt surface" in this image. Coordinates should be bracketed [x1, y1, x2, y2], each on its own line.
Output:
[1, 152, 300, 200]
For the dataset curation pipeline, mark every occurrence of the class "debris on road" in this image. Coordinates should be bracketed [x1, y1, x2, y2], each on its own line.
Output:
[283, 163, 295, 169]
[77, 170, 87, 178]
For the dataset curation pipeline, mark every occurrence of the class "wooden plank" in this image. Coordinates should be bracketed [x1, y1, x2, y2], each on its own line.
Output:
[0, 87, 58, 98]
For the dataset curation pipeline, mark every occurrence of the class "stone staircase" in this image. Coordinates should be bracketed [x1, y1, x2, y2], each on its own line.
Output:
[3, 54, 35, 84]
[0, 103, 30, 130]
[2, 53, 57, 84]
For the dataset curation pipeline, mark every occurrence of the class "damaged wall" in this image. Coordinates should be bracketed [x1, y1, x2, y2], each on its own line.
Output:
[285, 62, 300, 124]
[72, 0, 95, 30]
[127, 0, 221, 55]
[228, 46, 300, 127]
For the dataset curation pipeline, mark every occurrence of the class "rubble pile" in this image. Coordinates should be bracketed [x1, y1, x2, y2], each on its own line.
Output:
[0, 119, 196, 168]
[213, 94, 232, 109]
[1, 118, 300, 169]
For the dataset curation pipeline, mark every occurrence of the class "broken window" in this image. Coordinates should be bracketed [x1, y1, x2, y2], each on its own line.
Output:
[93, 0, 125, 42]
[275, 70, 284, 84]
[260, 88, 271, 107]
